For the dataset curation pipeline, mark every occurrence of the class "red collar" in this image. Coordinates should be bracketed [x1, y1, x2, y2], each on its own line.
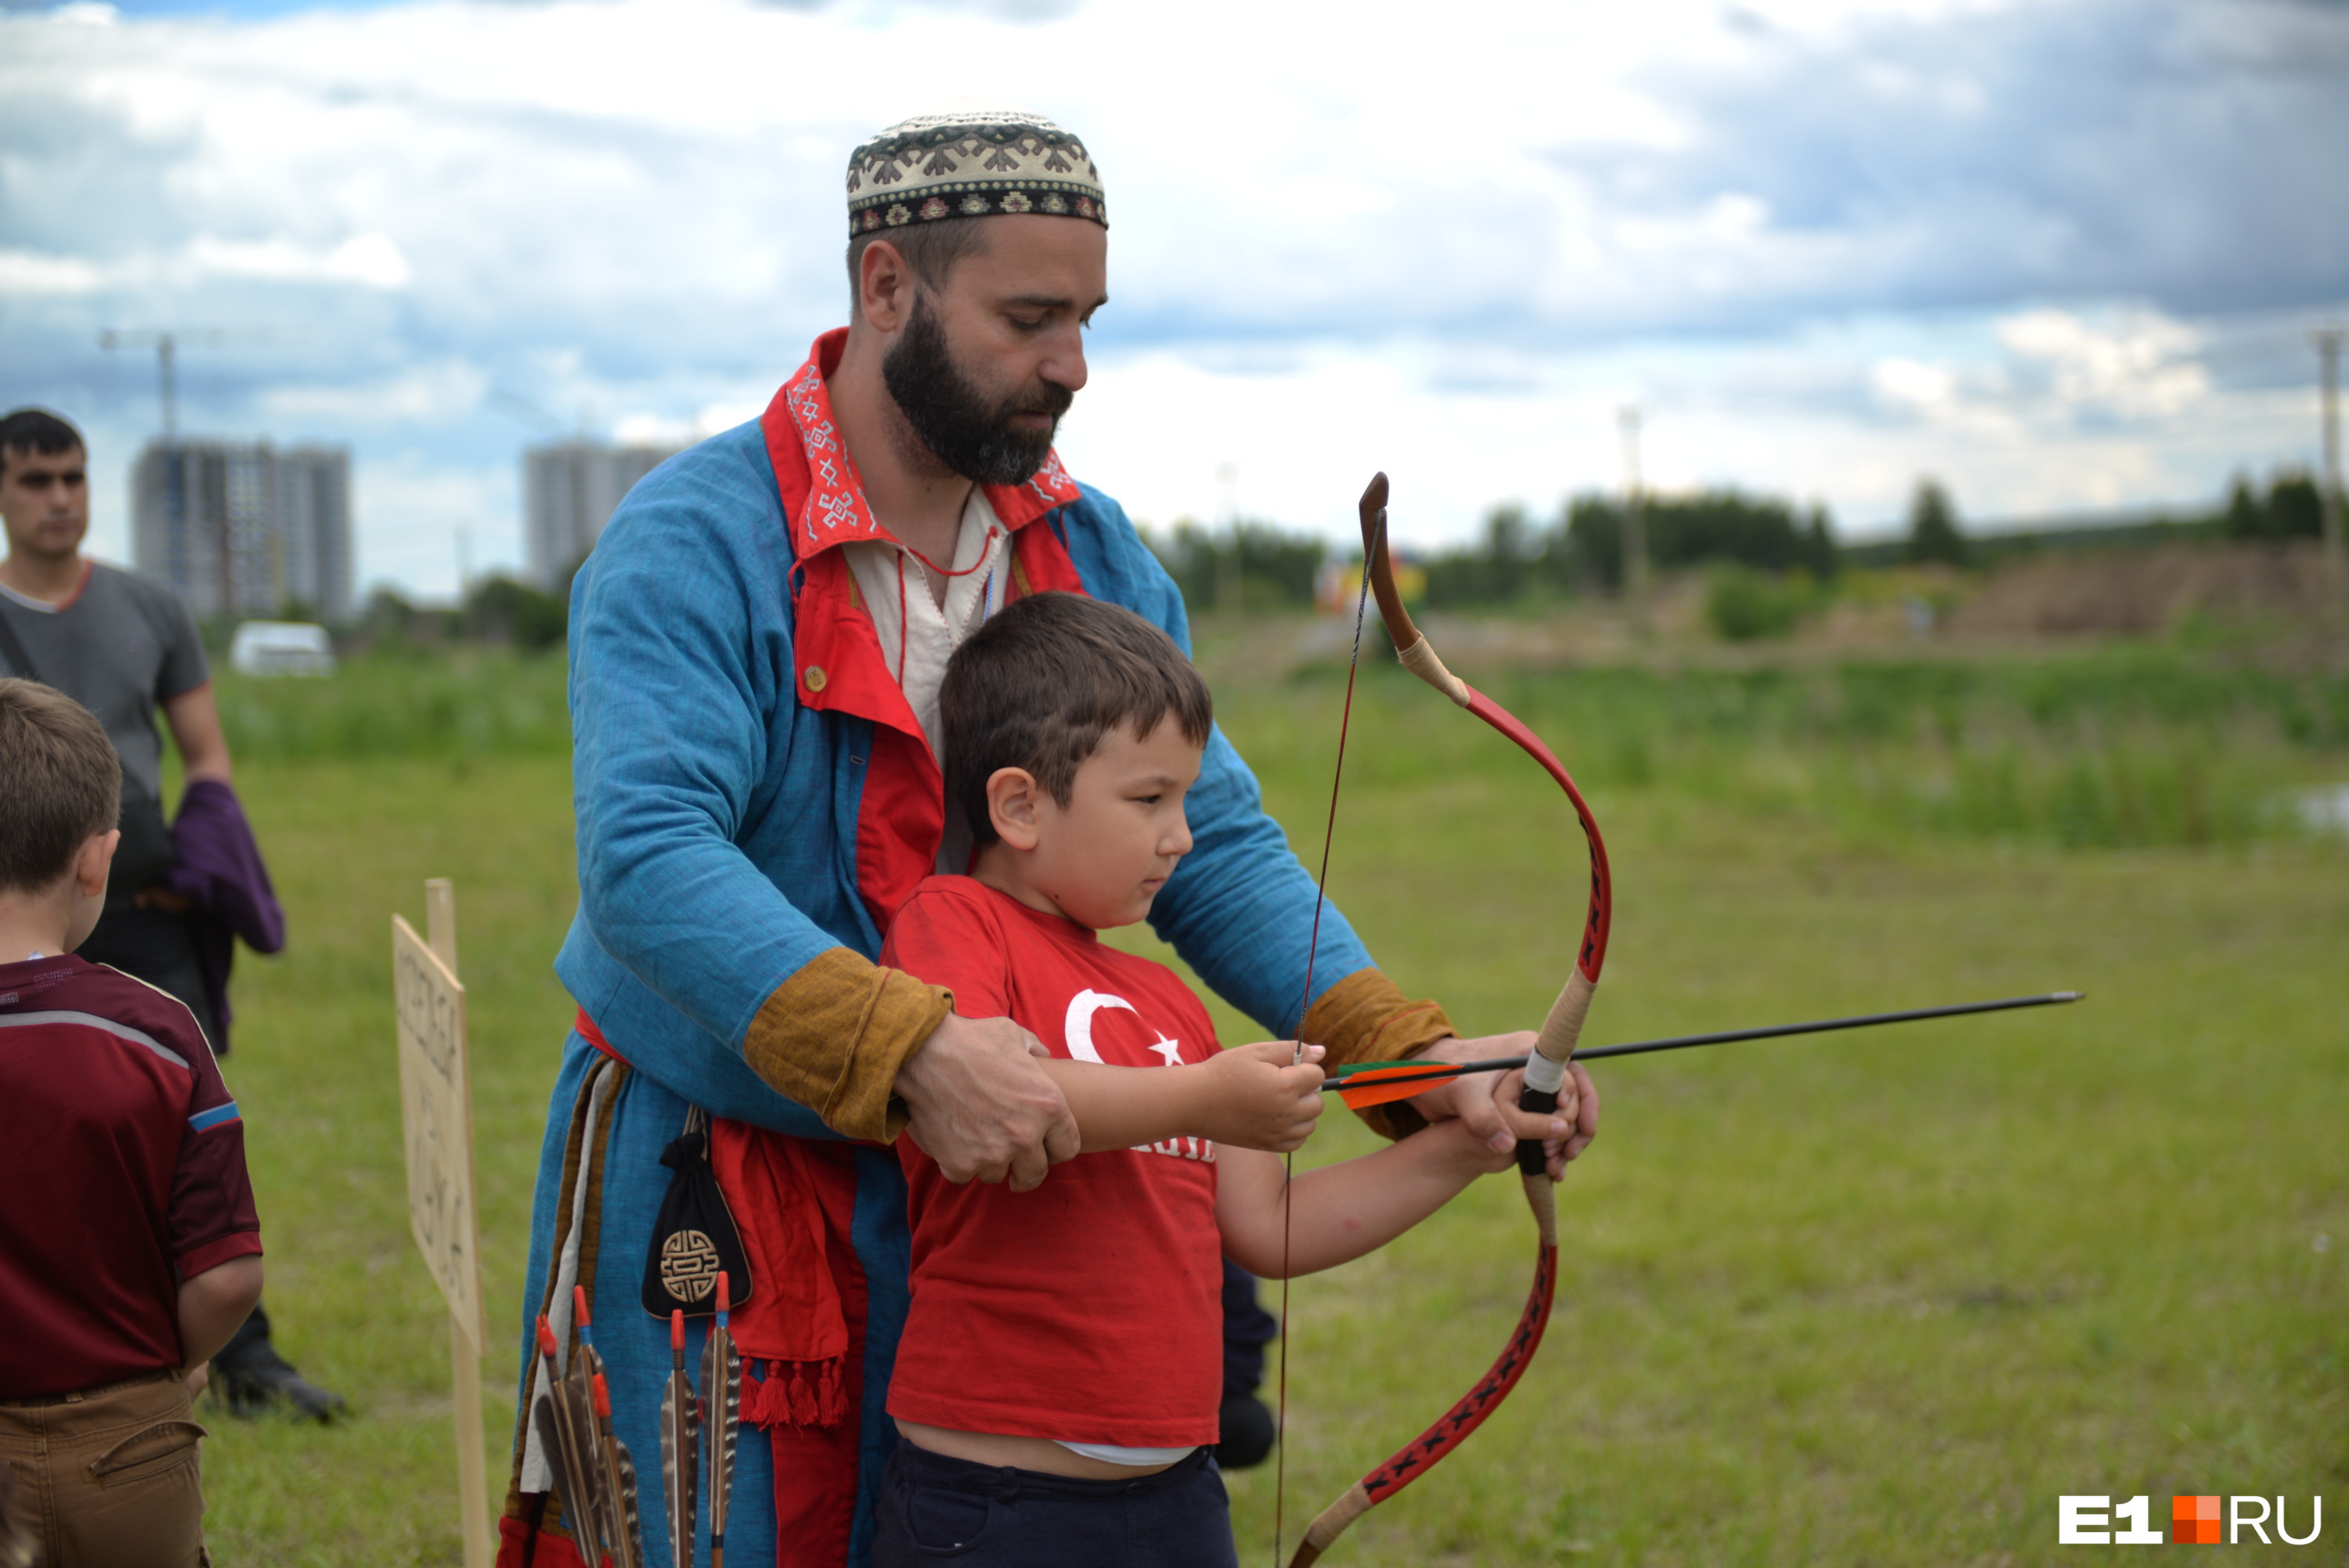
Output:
[763, 327, 1083, 562]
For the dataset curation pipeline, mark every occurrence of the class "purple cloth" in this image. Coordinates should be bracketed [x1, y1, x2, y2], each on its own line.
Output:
[164, 778, 284, 1050]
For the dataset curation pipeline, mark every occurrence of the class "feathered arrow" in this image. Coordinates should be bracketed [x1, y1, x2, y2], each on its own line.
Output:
[702, 1271, 741, 1568]
[534, 1315, 610, 1567]
[662, 1309, 700, 1568]
[590, 1371, 645, 1568]
[1322, 993, 2085, 1109]
[572, 1286, 644, 1568]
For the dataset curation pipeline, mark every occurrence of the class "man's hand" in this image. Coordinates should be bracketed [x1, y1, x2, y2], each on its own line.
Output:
[1415, 1069, 1568, 1178]
[897, 1013, 1081, 1191]
[1189, 1040, 1326, 1152]
[1397, 1030, 1600, 1181]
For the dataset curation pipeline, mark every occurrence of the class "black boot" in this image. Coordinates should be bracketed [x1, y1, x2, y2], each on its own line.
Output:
[210, 1301, 347, 1422]
[1214, 1392, 1276, 1470]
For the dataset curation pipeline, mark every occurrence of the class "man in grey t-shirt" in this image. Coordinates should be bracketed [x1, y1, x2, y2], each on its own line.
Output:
[0, 541, 212, 806]
[0, 406, 344, 1423]
[0, 424, 226, 925]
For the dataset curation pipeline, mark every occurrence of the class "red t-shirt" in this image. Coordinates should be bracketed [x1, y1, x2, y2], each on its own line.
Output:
[880, 876, 1225, 1447]
[0, 954, 262, 1397]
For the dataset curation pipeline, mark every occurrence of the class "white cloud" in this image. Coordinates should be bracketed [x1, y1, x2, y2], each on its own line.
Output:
[1870, 356, 1961, 415]
[0, 231, 412, 294]
[1994, 308, 2209, 416]
[1863, 304, 2214, 451]
[257, 359, 485, 424]
[0, 0, 2343, 588]
[0, 249, 107, 294]
[611, 412, 698, 449]
[186, 232, 413, 288]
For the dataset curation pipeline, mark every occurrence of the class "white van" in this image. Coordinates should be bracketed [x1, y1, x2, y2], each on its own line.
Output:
[229, 621, 337, 678]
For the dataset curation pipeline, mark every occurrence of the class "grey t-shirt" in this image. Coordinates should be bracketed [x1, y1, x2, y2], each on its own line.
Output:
[0, 561, 210, 799]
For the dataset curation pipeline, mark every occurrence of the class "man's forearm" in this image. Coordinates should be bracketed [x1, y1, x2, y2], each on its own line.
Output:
[161, 683, 233, 783]
[1300, 967, 1460, 1138]
[741, 947, 953, 1141]
[890, 1011, 1081, 1189]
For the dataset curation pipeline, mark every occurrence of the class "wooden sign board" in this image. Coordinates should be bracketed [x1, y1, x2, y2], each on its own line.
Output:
[394, 913, 485, 1346]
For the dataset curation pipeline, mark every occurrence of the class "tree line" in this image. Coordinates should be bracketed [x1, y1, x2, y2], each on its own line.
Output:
[269, 466, 2331, 650]
[1151, 467, 2333, 615]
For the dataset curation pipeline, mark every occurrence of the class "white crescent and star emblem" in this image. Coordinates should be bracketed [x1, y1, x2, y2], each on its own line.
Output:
[1063, 989, 1182, 1066]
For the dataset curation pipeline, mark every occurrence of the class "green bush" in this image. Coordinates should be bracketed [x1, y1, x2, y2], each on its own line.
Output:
[1705, 566, 1813, 640]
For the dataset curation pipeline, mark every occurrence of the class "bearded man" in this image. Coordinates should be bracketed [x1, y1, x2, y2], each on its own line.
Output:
[500, 102, 1599, 1568]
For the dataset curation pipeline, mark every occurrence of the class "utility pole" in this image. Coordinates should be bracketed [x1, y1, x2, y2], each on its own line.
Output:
[1618, 406, 1650, 634]
[1215, 461, 1242, 615]
[2315, 327, 2345, 623]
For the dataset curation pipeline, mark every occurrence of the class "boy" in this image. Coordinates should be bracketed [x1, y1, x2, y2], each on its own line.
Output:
[0, 678, 263, 1567]
[873, 595, 1569, 1567]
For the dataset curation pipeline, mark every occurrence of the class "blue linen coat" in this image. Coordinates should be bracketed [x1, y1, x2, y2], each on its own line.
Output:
[516, 416, 1372, 1568]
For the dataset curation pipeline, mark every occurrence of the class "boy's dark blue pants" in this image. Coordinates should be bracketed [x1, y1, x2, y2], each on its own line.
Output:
[871, 1442, 1239, 1567]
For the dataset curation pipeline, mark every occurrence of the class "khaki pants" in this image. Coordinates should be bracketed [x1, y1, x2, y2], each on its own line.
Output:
[0, 1371, 209, 1567]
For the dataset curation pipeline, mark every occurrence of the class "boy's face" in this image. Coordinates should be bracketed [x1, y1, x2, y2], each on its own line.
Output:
[1018, 716, 1202, 929]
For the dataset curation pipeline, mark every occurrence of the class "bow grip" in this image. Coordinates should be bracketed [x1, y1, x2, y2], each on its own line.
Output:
[1516, 968, 1594, 1174]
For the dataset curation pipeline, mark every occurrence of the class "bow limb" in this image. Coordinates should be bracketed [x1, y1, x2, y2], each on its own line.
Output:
[1288, 474, 1614, 1568]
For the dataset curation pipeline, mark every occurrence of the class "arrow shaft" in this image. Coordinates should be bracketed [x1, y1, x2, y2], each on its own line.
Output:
[1579, 990, 2081, 1061]
[1321, 991, 2082, 1095]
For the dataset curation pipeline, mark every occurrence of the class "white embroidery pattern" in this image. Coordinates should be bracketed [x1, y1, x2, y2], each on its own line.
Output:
[783, 362, 879, 550]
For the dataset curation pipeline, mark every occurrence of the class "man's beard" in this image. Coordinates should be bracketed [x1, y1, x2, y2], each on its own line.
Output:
[882, 295, 1073, 486]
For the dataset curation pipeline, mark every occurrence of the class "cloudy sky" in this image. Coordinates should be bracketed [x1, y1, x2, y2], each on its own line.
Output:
[3, 0, 2345, 597]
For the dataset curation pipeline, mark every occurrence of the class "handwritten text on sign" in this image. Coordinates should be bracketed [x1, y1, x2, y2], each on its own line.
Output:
[393, 915, 483, 1342]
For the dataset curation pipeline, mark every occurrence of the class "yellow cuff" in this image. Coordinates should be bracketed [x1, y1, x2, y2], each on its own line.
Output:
[1299, 968, 1458, 1141]
[743, 947, 954, 1141]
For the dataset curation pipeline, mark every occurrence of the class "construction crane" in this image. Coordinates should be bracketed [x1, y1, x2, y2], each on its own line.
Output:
[99, 328, 254, 438]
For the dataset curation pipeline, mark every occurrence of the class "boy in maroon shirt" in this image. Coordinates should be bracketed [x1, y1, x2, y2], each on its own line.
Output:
[0, 678, 263, 1566]
[873, 596, 1573, 1567]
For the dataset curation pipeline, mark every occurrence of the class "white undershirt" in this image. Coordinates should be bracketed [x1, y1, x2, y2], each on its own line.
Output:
[845, 488, 1011, 878]
[843, 487, 1009, 768]
[1052, 1440, 1197, 1467]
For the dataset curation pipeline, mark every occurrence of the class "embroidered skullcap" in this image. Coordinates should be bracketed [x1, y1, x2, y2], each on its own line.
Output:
[847, 99, 1106, 236]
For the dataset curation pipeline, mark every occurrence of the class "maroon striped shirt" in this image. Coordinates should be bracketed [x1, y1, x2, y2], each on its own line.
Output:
[0, 953, 261, 1397]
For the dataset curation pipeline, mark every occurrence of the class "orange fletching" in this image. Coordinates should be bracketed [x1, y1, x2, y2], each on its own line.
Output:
[1333, 1062, 1460, 1111]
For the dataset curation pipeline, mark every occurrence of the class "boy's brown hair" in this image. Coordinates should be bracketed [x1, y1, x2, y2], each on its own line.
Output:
[0, 679, 121, 893]
[943, 593, 1213, 849]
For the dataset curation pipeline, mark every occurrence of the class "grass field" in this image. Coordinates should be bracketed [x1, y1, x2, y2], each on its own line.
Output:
[188, 640, 2347, 1565]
